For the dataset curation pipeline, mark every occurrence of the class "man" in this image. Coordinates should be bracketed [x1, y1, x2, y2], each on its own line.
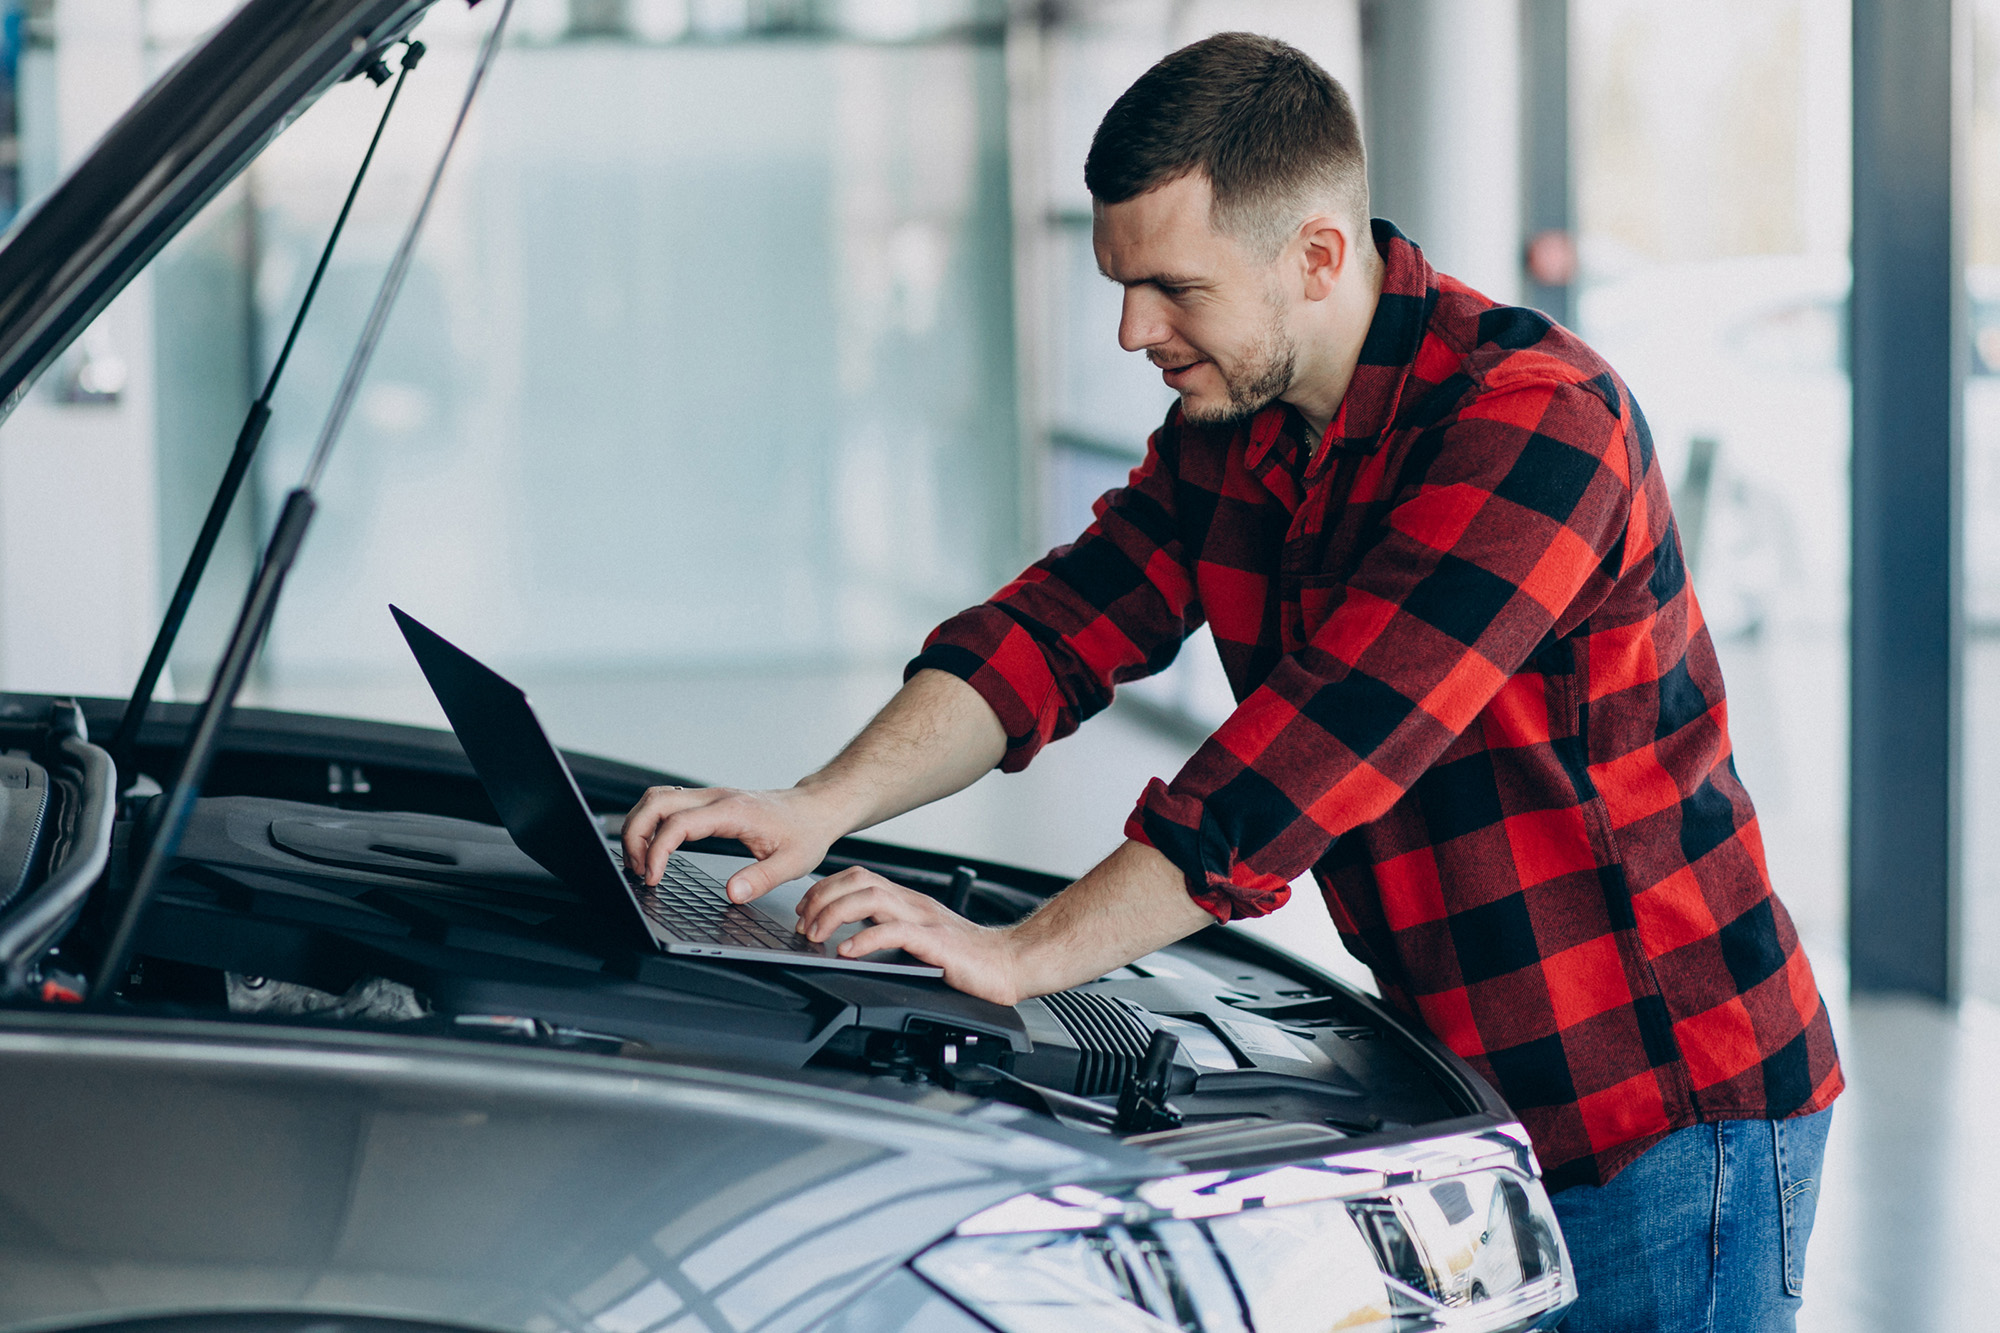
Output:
[624, 32, 1840, 1332]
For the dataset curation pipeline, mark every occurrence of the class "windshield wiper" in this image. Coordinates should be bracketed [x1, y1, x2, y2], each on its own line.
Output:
[92, 0, 519, 1005]
[106, 42, 424, 783]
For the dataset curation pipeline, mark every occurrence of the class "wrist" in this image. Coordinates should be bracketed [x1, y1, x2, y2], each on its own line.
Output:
[787, 773, 875, 843]
[985, 922, 1035, 1007]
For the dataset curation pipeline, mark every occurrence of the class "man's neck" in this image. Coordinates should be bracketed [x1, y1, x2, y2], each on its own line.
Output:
[1286, 237, 1386, 448]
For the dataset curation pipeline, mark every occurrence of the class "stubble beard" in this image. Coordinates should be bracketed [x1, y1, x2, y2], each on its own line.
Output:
[1177, 308, 1299, 429]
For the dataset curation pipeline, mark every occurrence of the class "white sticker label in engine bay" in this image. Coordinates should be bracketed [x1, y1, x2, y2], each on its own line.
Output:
[1218, 1018, 1313, 1062]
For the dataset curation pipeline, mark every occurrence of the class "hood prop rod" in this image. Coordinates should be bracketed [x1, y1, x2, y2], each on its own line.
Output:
[91, 0, 518, 1005]
[107, 40, 425, 784]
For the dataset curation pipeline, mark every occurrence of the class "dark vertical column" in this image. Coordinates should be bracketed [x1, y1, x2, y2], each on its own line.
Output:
[0, 0, 18, 231]
[1851, 0, 1963, 1000]
[1360, 0, 1434, 242]
[1520, 0, 1571, 325]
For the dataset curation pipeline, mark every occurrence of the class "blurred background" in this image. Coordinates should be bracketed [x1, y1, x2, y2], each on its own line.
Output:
[0, 1, 1994, 1325]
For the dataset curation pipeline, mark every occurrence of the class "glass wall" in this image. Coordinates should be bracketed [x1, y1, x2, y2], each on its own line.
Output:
[1964, 0, 2000, 1005]
[1572, 0, 1852, 968]
[10, 0, 1876, 939]
[119, 0, 1356, 892]
[150, 0, 1021, 695]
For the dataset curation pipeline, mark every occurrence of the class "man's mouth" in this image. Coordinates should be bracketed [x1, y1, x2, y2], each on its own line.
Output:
[1155, 358, 1204, 388]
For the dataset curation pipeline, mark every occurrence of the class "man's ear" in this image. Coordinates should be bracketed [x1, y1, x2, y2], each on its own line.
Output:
[1298, 217, 1350, 301]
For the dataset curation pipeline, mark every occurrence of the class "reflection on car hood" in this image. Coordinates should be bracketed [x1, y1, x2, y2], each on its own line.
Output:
[0, 0, 444, 422]
[0, 1012, 1130, 1331]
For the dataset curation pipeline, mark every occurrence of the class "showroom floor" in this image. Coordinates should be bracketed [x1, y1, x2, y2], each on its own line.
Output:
[251, 659, 1998, 1331]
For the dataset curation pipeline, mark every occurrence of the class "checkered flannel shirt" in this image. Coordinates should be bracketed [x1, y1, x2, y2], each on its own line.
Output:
[909, 221, 1842, 1189]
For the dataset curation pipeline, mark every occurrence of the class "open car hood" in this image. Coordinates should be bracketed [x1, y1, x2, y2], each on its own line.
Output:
[0, 0, 447, 422]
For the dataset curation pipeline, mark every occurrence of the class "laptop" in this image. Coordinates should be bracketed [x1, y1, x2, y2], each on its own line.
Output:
[390, 605, 944, 977]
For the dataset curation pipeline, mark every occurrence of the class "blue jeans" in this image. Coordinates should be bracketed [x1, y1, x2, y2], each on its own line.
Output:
[1548, 1106, 1832, 1332]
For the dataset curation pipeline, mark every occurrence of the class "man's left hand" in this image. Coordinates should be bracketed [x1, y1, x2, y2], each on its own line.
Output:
[794, 839, 1218, 1007]
[796, 867, 1024, 1004]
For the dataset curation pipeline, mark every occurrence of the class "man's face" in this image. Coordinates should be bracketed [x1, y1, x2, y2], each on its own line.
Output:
[1092, 173, 1297, 427]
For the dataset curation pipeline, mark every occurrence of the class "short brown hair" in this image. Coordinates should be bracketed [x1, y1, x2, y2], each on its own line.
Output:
[1084, 32, 1368, 257]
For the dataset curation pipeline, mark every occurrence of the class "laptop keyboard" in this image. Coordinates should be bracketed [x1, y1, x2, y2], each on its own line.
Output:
[625, 855, 820, 953]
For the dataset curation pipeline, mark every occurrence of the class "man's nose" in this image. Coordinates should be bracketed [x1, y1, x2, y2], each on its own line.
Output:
[1118, 288, 1167, 353]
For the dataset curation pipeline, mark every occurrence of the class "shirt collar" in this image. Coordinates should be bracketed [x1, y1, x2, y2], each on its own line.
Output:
[1238, 219, 1439, 478]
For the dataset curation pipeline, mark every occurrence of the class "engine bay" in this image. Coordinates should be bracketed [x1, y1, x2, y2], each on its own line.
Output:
[97, 793, 1464, 1142]
[0, 693, 1484, 1160]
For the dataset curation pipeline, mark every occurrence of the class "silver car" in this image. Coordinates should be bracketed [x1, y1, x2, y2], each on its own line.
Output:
[0, 1, 1576, 1329]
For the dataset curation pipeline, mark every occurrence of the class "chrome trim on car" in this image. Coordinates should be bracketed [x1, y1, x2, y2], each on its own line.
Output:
[959, 1125, 1537, 1233]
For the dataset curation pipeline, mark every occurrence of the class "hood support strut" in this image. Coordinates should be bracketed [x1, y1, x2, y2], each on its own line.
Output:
[92, 0, 518, 1005]
[108, 44, 425, 783]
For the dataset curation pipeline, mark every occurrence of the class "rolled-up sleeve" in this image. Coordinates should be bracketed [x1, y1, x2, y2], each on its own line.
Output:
[1127, 377, 1635, 921]
[908, 423, 1203, 772]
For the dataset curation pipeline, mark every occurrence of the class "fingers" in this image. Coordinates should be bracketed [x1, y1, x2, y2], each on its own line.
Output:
[723, 849, 817, 904]
[622, 787, 744, 885]
[623, 785, 840, 897]
[791, 866, 867, 927]
[788, 871, 1019, 1005]
[621, 785, 709, 875]
[642, 802, 745, 885]
[832, 918, 1021, 1007]
[795, 868, 940, 942]
[796, 873, 892, 942]
[836, 919, 926, 960]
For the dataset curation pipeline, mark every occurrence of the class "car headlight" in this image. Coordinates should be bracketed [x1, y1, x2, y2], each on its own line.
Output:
[911, 1128, 1574, 1333]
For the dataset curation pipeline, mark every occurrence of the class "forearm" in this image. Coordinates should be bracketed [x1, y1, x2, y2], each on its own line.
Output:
[795, 668, 1007, 837]
[1000, 839, 1215, 1000]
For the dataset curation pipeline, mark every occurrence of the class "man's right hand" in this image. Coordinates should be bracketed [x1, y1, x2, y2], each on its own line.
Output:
[621, 669, 1009, 908]
[621, 785, 846, 904]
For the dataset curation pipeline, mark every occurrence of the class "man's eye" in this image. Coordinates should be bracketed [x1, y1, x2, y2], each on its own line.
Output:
[1156, 284, 1187, 298]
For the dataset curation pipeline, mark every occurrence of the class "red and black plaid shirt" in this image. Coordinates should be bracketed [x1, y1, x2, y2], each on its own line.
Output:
[910, 221, 1841, 1189]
